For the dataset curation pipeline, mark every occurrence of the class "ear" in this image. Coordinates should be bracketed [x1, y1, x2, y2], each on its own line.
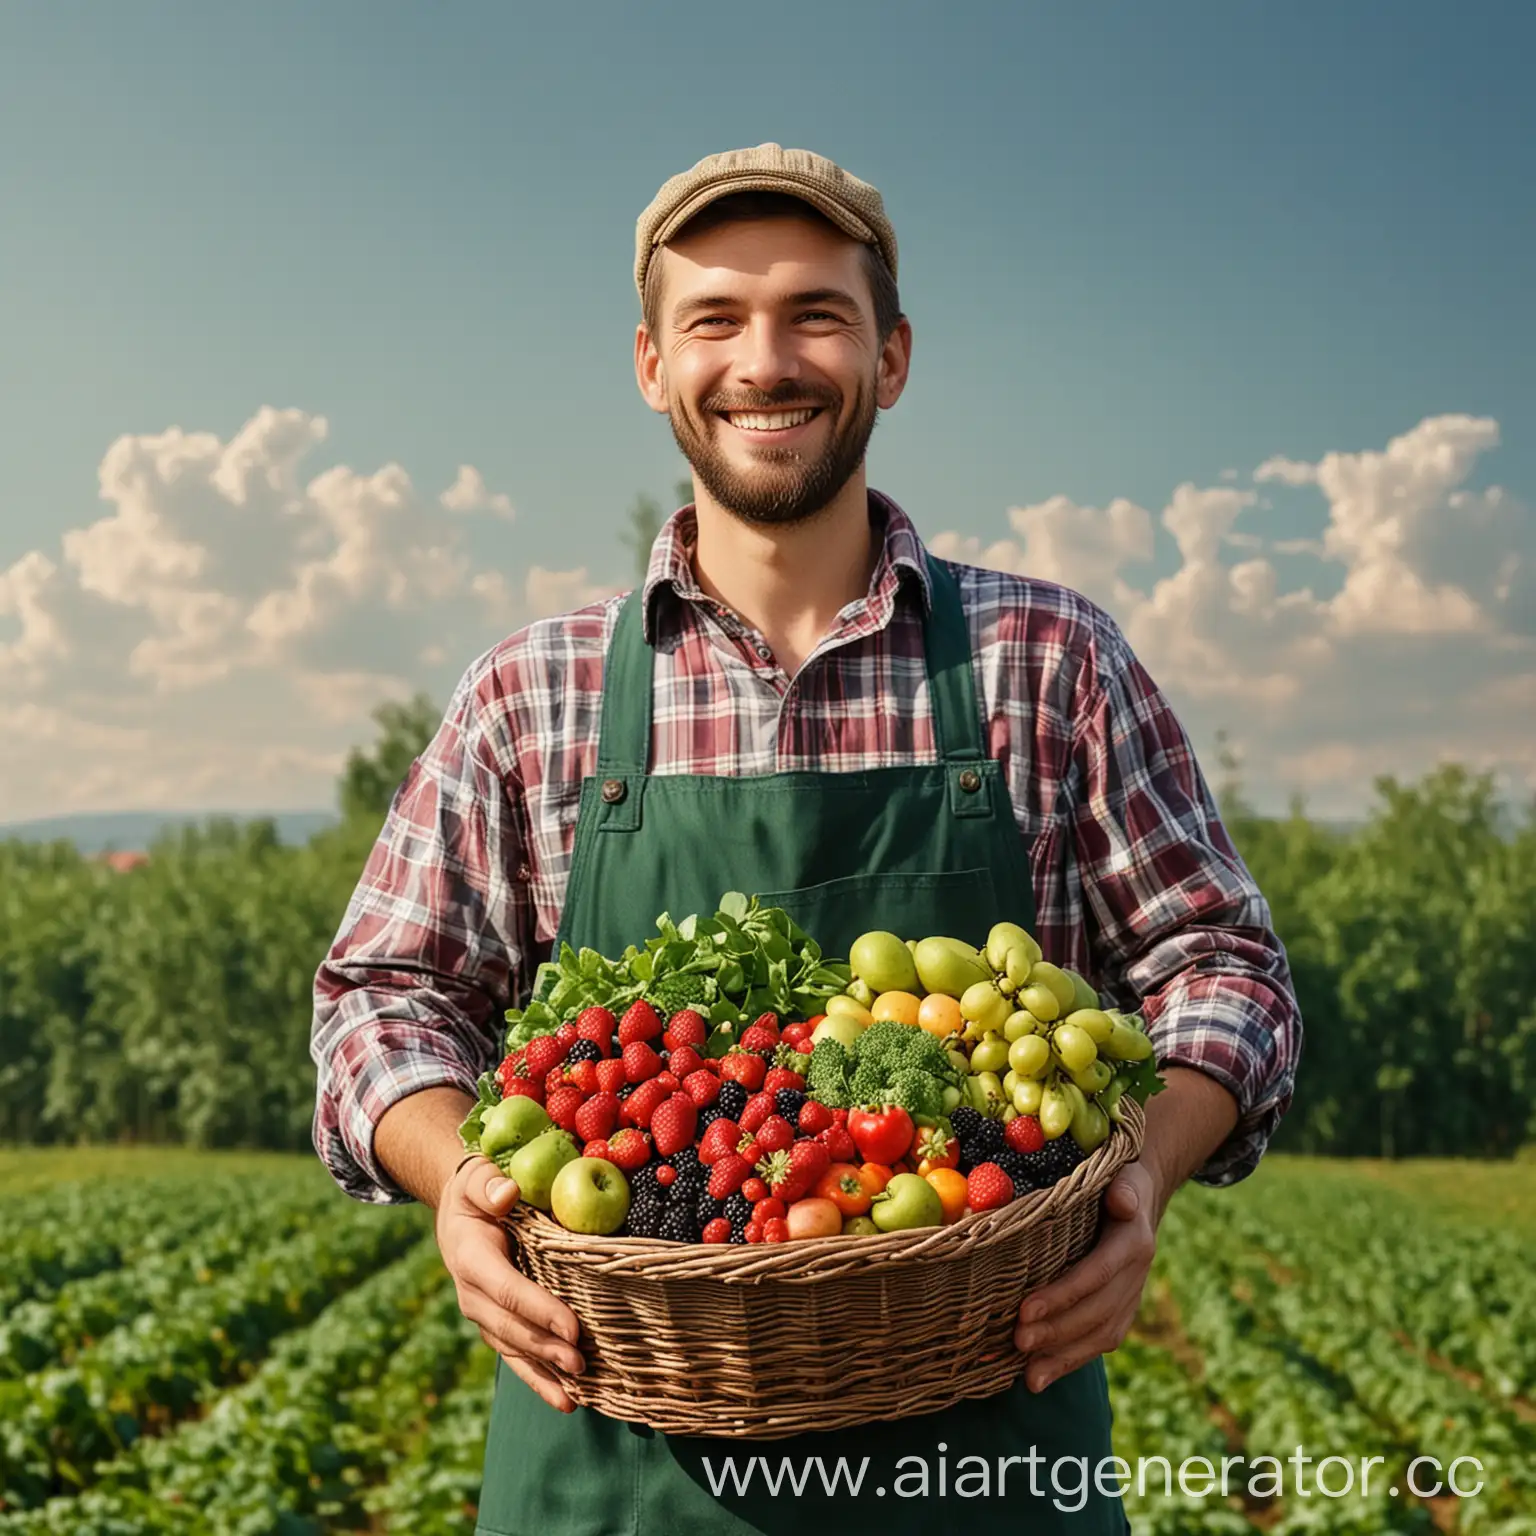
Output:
[875, 316, 914, 411]
[635, 323, 670, 415]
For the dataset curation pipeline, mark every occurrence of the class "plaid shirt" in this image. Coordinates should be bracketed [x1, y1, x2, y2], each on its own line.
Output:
[312, 492, 1300, 1203]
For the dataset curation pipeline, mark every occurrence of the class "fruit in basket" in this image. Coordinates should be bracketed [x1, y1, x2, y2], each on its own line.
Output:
[810, 1014, 864, 1050]
[757, 1139, 831, 1201]
[844, 978, 876, 1009]
[985, 921, 1042, 975]
[507, 1128, 580, 1210]
[814, 1161, 881, 1214]
[824, 995, 875, 1029]
[968, 1030, 1011, 1075]
[925, 1167, 969, 1223]
[1052, 1022, 1098, 1075]
[479, 1096, 551, 1161]
[959, 980, 1011, 1040]
[651, 1094, 698, 1157]
[785, 1197, 841, 1239]
[1038, 1079, 1074, 1140]
[1011, 1077, 1044, 1115]
[916, 992, 964, 1040]
[912, 937, 991, 998]
[850, 930, 922, 996]
[1104, 1014, 1155, 1061]
[912, 1124, 958, 1175]
[1007, 1033, 1051, 1079]
[870, 990, 922, 1027]
[550, 1156, 631, 1235]
[843, 1214, 880, 1235]
[870, 1171, 944, 1231]
[962, 1070, 1006, 1117]
[967, 1162, 1015, 1212]
[848, 1104, 915, 1164]
[1071, 1095, 1111, 1153]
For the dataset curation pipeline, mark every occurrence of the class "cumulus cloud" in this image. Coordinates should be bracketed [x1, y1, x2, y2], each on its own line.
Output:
[933, 413, 1536, 818]
[0, 407, 619, 823]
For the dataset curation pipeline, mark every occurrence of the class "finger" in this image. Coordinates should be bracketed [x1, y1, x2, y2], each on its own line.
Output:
[1016, 1269, 1127, 1357]
[1102, 1173, 1141, 1222]
[462, 1158, 522, 1216]
[501, 1348, 577, 1413]
[471, 1300, 587, 1376]
[1018, 1220, 1153, 1326]
[455, 1236, 583, 1350]
[1026, 1313, 1136, 1394]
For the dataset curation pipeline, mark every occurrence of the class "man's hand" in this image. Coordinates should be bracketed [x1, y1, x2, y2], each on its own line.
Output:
[436, 1154, 587, 1412]
[1013, 1160, 1157, 1392]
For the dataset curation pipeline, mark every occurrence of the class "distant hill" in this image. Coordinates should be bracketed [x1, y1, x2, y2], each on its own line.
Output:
[0, 809, 340, 854]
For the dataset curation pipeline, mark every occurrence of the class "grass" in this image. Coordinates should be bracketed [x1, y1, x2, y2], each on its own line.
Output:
[0, 1143, 319, 1194]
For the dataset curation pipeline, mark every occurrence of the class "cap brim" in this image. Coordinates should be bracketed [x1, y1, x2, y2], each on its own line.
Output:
[652, 173, 877, 253]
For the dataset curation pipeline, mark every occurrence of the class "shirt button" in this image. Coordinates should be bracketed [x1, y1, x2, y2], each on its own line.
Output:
[755, 645, 772, 662]
[601, 779, 627, 804]
[958, 769, 982, 794]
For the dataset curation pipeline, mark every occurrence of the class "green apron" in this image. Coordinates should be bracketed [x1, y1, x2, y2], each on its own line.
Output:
[475, 555, 1128, 1535]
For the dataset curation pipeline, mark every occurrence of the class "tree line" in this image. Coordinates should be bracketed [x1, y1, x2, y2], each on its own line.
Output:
[2, 492, 1532, 1157]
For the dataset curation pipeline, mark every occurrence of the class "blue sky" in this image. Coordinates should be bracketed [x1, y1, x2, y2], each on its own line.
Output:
[1, 0, 1533, 821]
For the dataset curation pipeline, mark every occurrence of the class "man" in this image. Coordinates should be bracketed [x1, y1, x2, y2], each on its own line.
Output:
[312, 144, 1300, 1534]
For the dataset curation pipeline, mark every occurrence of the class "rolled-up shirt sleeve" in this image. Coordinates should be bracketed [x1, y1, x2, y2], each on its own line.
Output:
[1070, 627, 1302, 1187]
[310, 662, 527, 1204]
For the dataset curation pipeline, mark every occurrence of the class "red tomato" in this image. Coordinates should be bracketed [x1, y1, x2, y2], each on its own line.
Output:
[813, 1162, 884, 1215]
[848, 1105, 914, 1165]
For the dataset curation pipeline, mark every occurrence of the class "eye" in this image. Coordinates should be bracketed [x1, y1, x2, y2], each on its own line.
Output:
[798, 310, 839, 322]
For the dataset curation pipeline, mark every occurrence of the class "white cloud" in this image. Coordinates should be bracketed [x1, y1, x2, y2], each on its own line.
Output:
[933, 413, 1536, 818]
[0, 407, 619, 823]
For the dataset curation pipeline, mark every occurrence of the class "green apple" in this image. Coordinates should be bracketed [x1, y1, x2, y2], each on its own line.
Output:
[870, 1172, 943, 1232]
[479, 1096, 551, 1162]
[506, 1128, 579, 1211]
[550, 1157, 630, 1235]
[842, 1215, 880, 1235]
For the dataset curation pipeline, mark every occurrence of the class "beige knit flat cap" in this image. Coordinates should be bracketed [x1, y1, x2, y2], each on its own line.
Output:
[634, 143, 897, 298]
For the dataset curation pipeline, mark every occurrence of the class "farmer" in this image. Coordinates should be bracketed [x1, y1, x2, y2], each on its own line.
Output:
[311, 144, 1301, 1534]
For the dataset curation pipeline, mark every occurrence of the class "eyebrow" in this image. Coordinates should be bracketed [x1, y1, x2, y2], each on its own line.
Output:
[671, 287, 866, 323]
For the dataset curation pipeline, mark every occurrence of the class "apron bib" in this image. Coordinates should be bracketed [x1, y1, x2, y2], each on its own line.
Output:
[474, 557, 1127, 1535]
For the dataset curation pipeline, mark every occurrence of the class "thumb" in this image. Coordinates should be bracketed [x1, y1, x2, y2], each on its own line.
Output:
[1104, 1172, 1140, 1222]
[464, 1158, 522, 1215]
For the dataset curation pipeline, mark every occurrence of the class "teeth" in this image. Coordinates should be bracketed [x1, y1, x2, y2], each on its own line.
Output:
[726, 409, 817, 431]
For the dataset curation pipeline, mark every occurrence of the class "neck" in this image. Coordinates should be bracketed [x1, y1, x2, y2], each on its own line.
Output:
[688, 474, 878, 677]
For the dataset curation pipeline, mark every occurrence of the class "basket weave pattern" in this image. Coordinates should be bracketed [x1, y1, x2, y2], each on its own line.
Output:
[504, 1100, 1144, 1438]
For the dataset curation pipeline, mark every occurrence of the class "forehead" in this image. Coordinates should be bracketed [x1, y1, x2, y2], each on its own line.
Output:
[658, 215, 867, 306]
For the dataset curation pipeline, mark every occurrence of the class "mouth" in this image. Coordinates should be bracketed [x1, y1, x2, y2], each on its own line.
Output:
[716, 406, 826, 441]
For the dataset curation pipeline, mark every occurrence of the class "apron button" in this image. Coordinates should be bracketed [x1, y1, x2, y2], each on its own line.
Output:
[957, 768, 982, 793]
[601, 778, 627, 804]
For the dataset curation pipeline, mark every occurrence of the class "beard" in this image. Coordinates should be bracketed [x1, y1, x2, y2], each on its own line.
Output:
[667, 374, 879, 527]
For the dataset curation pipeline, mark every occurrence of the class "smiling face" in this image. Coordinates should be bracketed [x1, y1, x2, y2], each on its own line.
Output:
[636, 211, 911, 527]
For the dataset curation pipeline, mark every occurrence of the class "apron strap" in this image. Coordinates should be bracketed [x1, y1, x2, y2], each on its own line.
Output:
[593, 546, 991, 820]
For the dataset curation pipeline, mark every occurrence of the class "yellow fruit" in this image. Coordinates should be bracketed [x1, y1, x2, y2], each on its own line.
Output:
[969, 1031, 1010, 1075]
[1064, 970, 1101, 1014]
[1012, 1077, 1044, 1115]
[1017, 983, 1060, 1022]
[959, 980, 1011, 1039]
[985, 922, 1042, 974]
[912, 938, 991, 998]
[1067, 1058, 1113, 1094]
[849, 931, 921, 996]
[1064, 1008, 1113, 1045]
[918, 993, 965, 1040]
[1071, 1097, 1110, 1153]
[810, 1015, 864, 1049]
[870, 991, 922, 1027]
[1008, 1034, 1051, 1078]
[1052, 1023, 1098, 1074]
[1105, 1017, 1154, 1062]
[1003, 1009, 1043, 1042]
[824, 996, 874, 1028]
[845, 978, 875, 1008]
[1028, 962, 1077, 1016]
[1039, 1081, 1073, 1139]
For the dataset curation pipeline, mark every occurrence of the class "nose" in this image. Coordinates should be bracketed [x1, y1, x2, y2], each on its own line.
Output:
[733, 314, 801, 394]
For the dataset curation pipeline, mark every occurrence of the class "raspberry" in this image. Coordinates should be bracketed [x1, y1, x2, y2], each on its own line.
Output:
[622, 1041, 663, 1083]
[744, 1220, 764, 1244]
[763, 1217, 789, 1243]
[817, 1124, 857, 1163]
[656, 1163, 677, 1187]
[499, 1076, 543, 1105]
[967, 1162, 1015, 1212]
[741, 1177, 768, 1204]
[1005, 1115, 1046, 1155]
[751, 1197, 786, 1223]
[702, 1217, 732, 1244]
[739, 1025, 779, 1054]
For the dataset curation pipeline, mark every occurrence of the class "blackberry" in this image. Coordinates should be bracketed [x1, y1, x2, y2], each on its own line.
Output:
[1017, 1137, 1085, 1190]
[566, 1039, 602, 1064]
[695, 1191, 726, 1227]
[774, 1088, 807, 1121]
[658, 1205, 700, 1244]
[723, 1192, 753, 1231]
[616, 1083, 635, 1101]
[697, 1105, 726, 1129]
[728, 1228, 749, 1243]
[625, 1189, 666, 1239]
[994, 1149, 1032, 1188]
[670, 1147, 701, 1173]
[970, 1118, 1006, 1157]
[948, 1106, 985, 1142]
[717, 1081, 749, 1119]
[630, 1163, 663, 1200]
[672, 1166, 706, 1200]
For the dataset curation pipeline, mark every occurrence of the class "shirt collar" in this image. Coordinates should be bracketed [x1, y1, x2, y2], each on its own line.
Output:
[640, 488, 933, 643]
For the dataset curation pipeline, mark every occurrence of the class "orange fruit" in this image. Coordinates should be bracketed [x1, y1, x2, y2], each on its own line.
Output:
[917, 993, 963, 1040]
[870, 990, 922, 1027]
[926, 1168, 969, 1224]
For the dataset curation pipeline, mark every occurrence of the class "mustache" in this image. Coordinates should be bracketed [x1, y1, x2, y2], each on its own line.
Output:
[700, 384, 841, 414]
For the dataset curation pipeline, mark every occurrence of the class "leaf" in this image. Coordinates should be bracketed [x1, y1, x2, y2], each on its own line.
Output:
[718, 891, 749, 922]
[677, 914, 698, 942]
[1117, 1056, 1166, 1106]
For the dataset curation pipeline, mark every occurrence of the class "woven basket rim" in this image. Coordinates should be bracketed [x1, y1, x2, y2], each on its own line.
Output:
[504, 1102, 1142, 1282]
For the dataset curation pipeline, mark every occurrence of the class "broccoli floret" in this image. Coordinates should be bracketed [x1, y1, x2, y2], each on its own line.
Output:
[805, 1037, 852, 1109]
[648, 972, 710, 1014]
[848, 1058, 889, 1107]
[885, 1067, 947, 1120]
[854, 1021, 957, 1082]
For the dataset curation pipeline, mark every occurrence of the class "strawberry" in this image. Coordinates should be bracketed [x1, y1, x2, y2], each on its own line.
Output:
[831, 1107, 850, 1124]
[682, 1069, 720, 1108]
[595, 1057, 628, 1095]
[667, 1045, 704, 1081]
[621, 1077, 672, 1130]
[566, 1059, 599, 1096]
[751, 1197, 787, 1223]
[1005, 1115, 1046, 1155]
[707, 1153, 753, 1199]
[763, 1066, 805, 1096]
[606, 1127, 650, 1172]
[495, 1051, 526, 1089]
[719, 1051, 767, 1092]
[576, 1006, 616, 1056]
[622, 1041, 663, 1084]
[698, 1117, 742, 1165]
[738, 1025, 779, 1054]
[739, 1091, 776, 1134]
[754, 1115, 794, 1156]
[750, 1011, 780, 1037]
[524, 1034, 569, 1079]
[798, 1100, 834, 1135]
[663, 1010, 708, 1051]
[793, 1039, 814, 1056]
[650, 1094, 698, 1158]
[758, 1140, 830, 1203]
[618, 999, 662, 1046]
[499, 1075, 543, 1104]
[555, 1021, 579, 1050]
[781, 1020, 814, 1047]
[546, 1086, 586, 1134]
[967, 1162, 1015, 1212]
[742, 1176, 768, 1204]
[764, 1217, 789, 1243]
[582, 1139, 611, 1160]
[817, 1124, 858, 1162]
[744, 1220, 764, 1244]
[574, 1091, 620, 1143]
[702, 1218, 732, 1244]
[653, 1071, 681, 1095]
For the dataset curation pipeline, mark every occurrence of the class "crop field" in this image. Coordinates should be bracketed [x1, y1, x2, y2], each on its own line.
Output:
[0, 1149, 1530, 1535]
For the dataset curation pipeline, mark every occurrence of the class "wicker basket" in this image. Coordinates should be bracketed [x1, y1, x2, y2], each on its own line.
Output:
[503, 1099, 1143, 1438]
